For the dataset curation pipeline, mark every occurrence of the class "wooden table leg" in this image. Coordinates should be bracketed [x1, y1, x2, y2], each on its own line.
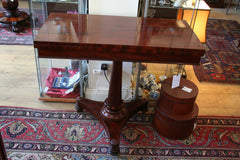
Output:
[75, 61, 148, 155]
[226, 0, 233, 15]
[236, 0, 240, 10]
[0, 133, 7, 160]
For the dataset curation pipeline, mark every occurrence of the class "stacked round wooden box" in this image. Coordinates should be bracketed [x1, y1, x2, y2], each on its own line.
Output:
[153, 77, 199, 140]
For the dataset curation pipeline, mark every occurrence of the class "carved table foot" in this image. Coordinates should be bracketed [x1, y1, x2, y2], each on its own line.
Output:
[75, 61, 148, 155]
[75, 97, 148, 155]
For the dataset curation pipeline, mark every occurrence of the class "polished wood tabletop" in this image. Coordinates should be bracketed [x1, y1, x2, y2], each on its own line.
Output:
[34, 13, 205, 64]
[34, 13, 205, 155]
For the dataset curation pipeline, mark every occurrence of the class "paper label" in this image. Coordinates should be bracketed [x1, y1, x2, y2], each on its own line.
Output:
[44, 87, 49, 93]
[182, 86, 192, 93]
[172, 74, 181, 89]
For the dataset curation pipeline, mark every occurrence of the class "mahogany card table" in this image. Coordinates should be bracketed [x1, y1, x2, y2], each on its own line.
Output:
[34, 13, 205, 155]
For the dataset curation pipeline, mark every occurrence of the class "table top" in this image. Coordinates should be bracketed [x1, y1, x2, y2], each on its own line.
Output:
[34, 13, 205, 64]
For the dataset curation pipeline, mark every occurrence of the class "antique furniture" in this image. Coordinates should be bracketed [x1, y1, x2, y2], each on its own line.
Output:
[34, 13, 205, 155]
[29, 0, 88, 102]
[0, 133, 7, 160]
[154, 77, 199, 139]
[226, 0, 240, 14]
[0, 0, 30, 32]
[30, 0, 206, 102]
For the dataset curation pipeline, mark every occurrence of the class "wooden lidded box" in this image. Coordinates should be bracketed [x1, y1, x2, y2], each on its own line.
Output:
[153, 77, 199, 140]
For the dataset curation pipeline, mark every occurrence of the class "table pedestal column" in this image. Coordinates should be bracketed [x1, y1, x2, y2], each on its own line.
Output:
[76, 61, 148, 155]
[0, 133, 7, 160]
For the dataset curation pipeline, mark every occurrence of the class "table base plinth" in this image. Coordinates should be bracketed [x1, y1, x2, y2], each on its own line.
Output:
[75, 98, 148, 155]
[0, 10, 30, 32]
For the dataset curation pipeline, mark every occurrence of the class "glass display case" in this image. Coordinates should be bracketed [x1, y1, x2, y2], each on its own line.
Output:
[136, 0, 209, 104]
[29, 0, 88, 39]
[139, 0, 210, 43]
[29, 0, 88, 101]
[30, 0, 208, 103]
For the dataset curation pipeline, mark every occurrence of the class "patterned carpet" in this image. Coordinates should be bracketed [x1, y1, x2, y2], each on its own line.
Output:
[193, 19, 240, 84]
[0, 22, 33, 45]
[0, 106, 240, 159]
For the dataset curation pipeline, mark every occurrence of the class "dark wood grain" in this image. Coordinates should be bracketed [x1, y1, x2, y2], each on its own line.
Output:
[34, 13, 205, 64]
[34, 13, 205, 155]
[154, 78, 199, 140]
[75, 61, 148, 155]
[0, 133, 7, 160]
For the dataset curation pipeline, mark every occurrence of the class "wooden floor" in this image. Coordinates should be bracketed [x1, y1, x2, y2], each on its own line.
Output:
[0, 6, 239, 116]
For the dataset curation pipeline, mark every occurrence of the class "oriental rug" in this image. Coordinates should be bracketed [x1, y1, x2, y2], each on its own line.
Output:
[193, 19, 240, 84]
[0, 106, 240, 160]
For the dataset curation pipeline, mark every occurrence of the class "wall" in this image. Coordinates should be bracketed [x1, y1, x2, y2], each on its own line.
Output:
[89, 0, 139, 17]
[85, 61, 134, 101]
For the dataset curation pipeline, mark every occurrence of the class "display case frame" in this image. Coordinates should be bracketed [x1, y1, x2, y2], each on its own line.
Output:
[139, 0, 210, 43]
[29, 0, 88, 102]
